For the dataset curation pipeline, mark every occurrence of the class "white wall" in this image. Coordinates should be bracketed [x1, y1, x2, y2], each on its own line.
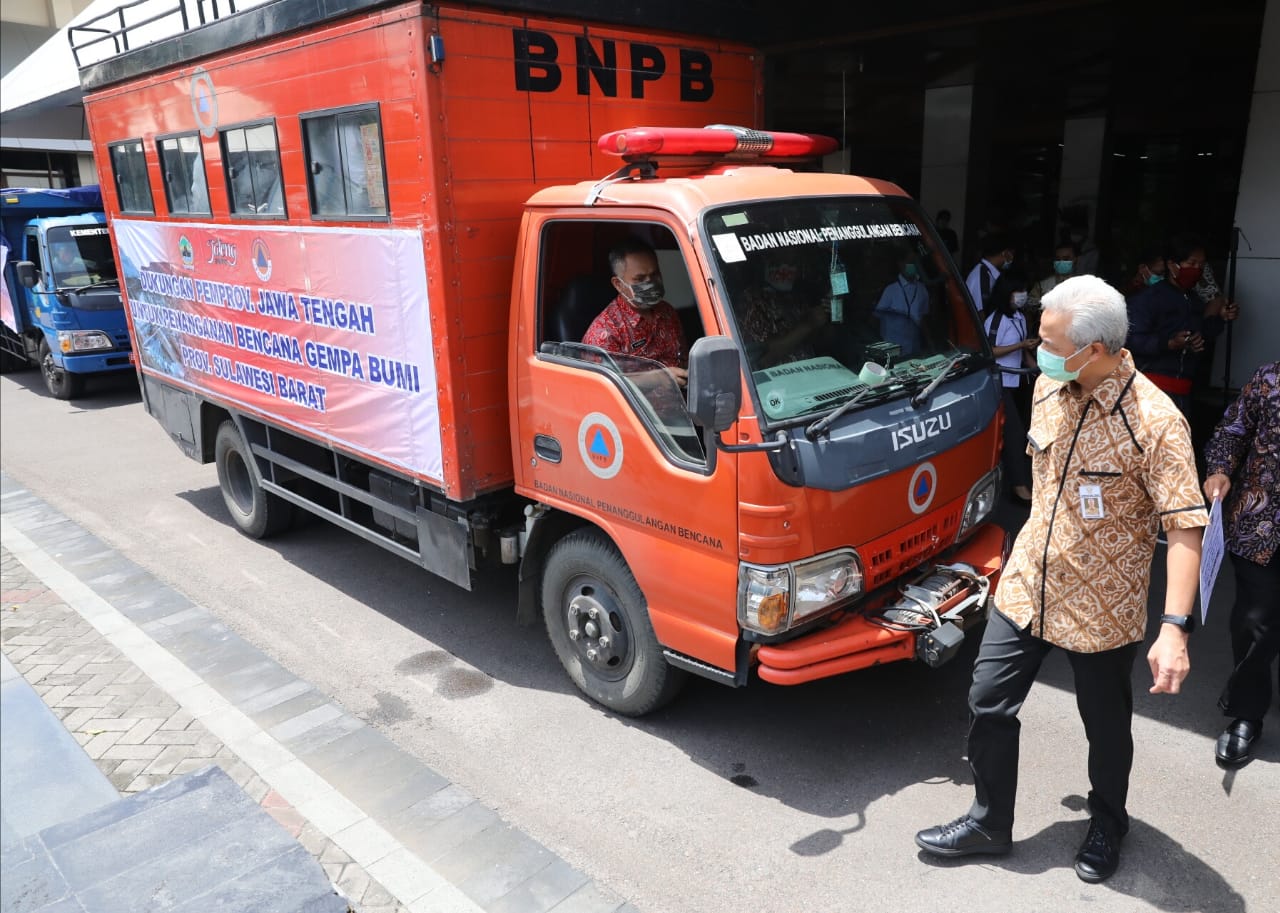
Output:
[1213, 0, 1280, 387]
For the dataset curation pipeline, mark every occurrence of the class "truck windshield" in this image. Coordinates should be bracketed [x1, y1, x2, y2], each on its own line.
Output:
[46, 225, 118, 288]
[703, 196, 986, 425]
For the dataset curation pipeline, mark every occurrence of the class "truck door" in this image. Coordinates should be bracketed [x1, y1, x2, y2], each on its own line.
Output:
[516, 215, 742, 676]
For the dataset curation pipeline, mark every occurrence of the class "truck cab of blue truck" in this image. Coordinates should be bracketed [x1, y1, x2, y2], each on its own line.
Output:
[1, 186, 132, 398]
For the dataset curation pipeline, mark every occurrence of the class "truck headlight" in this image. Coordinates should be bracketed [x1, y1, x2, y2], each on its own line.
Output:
[58, 330, 113, 352]
[792, 549, 863, 623]
[739, 565, 791, 635]
[959, 467, 1001, 538]
[739, 548, 864, 635]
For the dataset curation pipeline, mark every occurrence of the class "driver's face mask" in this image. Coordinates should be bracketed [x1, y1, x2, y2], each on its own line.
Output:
[621, 276, 665, 310]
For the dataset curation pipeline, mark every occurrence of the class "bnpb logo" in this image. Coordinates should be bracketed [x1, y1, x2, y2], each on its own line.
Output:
[251, 238, 272, 282]
[190, 68, 219, 138]
[178, 235, 194, 269]
[578, 412, 623, 479]
[908, 461, 938, 515]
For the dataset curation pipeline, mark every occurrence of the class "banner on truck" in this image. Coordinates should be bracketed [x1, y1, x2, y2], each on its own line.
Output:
[113, 220, 444, 482]
[0, 233, 16, 334]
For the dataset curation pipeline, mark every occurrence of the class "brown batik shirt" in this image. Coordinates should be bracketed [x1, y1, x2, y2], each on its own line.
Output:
[995, 350, 1208, 652]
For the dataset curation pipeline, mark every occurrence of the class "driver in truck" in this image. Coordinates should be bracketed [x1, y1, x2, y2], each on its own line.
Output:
[50, 242, 89, 285]
[583, 239, 689, 388]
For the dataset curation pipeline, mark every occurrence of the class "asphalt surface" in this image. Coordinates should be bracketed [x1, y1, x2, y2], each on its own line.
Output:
[1, 368, 1276, 913]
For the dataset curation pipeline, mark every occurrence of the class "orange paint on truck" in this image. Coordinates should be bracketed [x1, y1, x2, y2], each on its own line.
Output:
[77, 0, 1006, 716]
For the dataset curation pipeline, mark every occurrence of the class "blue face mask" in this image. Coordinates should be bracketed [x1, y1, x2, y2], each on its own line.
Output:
[1037, 343, 1091, 382]
[1145, 272, 1164, 287]
[903, 263, 919, 280]
[1054, 259, 1074, 276]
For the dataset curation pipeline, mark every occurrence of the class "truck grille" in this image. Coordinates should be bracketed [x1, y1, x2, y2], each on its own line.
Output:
[862, 503, 963, 589]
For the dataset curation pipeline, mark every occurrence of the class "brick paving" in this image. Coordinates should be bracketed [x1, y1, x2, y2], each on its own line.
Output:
[1, 545, 406, 913]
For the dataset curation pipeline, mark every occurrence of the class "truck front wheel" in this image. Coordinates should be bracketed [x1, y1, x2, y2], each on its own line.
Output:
[38, 339, 83, 399]
[542, 530, 685, 716]
[214, 420, 293, 538]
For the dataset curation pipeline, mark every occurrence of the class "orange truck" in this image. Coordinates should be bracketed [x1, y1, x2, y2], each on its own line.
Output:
[74, 0, 1008, 715]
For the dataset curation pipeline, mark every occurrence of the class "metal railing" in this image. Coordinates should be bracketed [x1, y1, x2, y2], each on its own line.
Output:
[69, 0, 239, 67]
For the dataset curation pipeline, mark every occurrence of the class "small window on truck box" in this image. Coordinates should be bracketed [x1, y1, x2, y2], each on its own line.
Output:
[221, 122, 286, 218]
[300, 105, 388, 219]
[109, 140, 153, 214]
[157, 133, 211, 216]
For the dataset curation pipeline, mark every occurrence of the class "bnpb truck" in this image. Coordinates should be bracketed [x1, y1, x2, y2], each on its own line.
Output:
[1, 186, 132, 397]
[75, 0, 1008, 714]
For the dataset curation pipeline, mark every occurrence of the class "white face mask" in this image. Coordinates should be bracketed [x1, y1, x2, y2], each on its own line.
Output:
[1012, 291, 1029, 309]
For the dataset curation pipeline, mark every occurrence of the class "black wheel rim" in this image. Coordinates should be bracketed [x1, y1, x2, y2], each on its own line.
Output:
[223, 447, 255, 515]
[562, 574, 634, 682]
[42, 351, 62, 393]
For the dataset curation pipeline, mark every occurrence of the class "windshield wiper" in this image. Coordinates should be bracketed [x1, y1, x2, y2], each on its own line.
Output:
[65, 279, 120, 291]
[909, 351, 973, 409]
[806, 383, 892, 439]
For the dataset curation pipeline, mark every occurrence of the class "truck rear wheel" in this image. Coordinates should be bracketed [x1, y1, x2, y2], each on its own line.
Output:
[214, 420, 293, 538]
[542, 530, 685, 716]
[38, 339, 84, 399]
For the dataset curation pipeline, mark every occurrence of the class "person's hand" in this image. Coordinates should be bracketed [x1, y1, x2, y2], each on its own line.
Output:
[1186, 331, 1205, 353]
[1204, 473, 1231, 502]
[666, 366, 688, 389]
[1022, 337, 1040, 350]
[1147, 628, 1190, 694]
[1168, 331, 1191, 351]
[1220, 301, 1240, 321]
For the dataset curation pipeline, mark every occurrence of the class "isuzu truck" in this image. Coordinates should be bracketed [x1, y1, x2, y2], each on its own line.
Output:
[75, 0, 1008, 714]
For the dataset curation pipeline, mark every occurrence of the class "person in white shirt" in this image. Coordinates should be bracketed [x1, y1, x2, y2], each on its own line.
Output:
[874, 254, 930, 356]
[984, 270, 1039, 503]
[965, 235, 1014, 314]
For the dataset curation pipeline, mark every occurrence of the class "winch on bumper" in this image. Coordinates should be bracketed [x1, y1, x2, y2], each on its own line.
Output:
[754, 523, 1007, 685]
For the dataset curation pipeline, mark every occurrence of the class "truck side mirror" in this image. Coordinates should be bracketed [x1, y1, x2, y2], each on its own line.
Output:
[15, 261, 39, 288]
[687, 336, 741, 432]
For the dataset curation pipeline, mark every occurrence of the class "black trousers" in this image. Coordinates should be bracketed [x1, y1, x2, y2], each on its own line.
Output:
[967, 611, 1140, 837]
[1218, 552, 1280, 721]
[1000, 386, 1031, 491]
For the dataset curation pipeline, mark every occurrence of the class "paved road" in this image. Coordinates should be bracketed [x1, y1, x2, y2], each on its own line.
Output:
[1, 369, 1275, 913]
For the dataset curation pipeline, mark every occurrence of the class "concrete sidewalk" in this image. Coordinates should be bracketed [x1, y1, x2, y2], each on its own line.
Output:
[1, 479, 635, 913]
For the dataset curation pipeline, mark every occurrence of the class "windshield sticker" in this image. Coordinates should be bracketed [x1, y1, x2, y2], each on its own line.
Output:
[69, 227, 110, 237]
[737, 223, 922, 254]
[712, 233, 747, 263]
[721, 212, 749, 226]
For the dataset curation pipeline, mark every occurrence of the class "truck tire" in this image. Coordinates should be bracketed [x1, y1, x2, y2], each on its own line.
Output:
[214, 420, 293, 538]
[38, 339, 84, 399]
[542, 530, 685, 716]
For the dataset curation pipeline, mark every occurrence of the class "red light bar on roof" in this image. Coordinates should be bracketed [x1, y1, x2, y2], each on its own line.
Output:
[599, 126, 839, 159]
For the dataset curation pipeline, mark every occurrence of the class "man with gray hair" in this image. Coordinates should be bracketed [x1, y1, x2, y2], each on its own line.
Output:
[916, 275, 1206, 883]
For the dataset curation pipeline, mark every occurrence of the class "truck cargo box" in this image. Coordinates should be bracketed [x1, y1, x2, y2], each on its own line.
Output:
[82, 0, 759, 500]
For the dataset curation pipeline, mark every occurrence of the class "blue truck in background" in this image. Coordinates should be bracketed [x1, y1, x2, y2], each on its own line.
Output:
[1, 186, 132, 398]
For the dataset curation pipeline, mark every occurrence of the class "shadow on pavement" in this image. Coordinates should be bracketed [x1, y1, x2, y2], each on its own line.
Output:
[918, 795, 1246, 913]
[170, 481, 1267, 830]
[1, 364, 140, 409]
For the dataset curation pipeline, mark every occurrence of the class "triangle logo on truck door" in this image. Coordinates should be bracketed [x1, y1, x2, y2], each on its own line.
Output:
[578, 412, 623, 479]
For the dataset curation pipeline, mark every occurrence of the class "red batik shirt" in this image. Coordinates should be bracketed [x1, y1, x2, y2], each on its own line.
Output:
[582, 296, 687, 368]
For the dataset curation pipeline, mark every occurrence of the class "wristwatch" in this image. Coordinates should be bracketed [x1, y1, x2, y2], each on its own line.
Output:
[1160, 613, 1195, 634]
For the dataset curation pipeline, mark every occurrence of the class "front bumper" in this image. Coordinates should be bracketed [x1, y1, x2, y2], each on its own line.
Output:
[59, 349, 134, 374]
[754, 522, 1008, 685]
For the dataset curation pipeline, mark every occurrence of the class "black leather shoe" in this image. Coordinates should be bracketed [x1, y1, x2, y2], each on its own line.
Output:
[915, 815, 1012, 858]
[1074, 819, 1121, 883]
[1216, 718, 1262, 766]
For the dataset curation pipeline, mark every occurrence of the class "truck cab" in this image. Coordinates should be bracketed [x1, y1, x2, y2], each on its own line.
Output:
[513, 132, 1007, 711]
[1, 187, 132, 398]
